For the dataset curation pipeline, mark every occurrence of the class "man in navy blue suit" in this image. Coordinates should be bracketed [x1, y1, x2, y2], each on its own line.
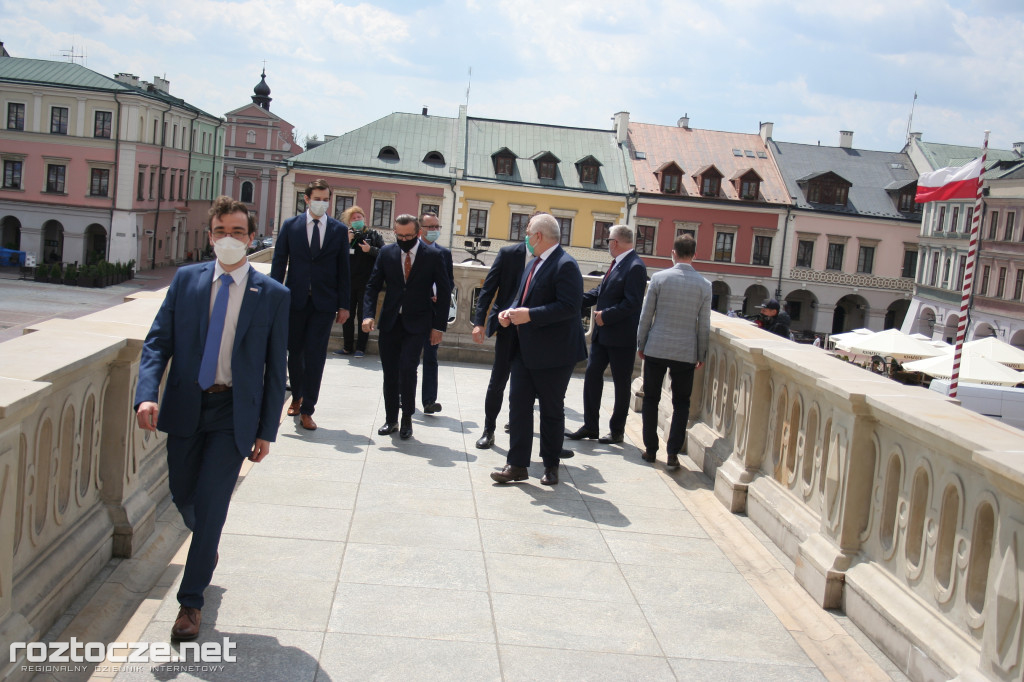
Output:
[470, 239, 528, 449]
[362, 214, 451, 440]
[566, 225, 648, 444]
[270, 179, 350, 431]
[491, 213, 587, 486]
[418, 211, 454, 415]
[135, 196, 289, 641]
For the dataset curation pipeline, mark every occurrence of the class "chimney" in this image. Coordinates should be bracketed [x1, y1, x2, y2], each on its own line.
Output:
[677, 113, 689, 129]
[1014, 142, 1024, 158]
[152, 75, 170, 93]
[759, 121, 774, 143]
[839, 130, 854, 149]
[613, 111, 629, 145]
[909, 131, 922, 141]
[422, 106, 428, 116]
[114, 73, 140, 87]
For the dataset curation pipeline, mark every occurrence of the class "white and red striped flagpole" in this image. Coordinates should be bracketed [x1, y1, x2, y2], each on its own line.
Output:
[950, 131, 989, 398]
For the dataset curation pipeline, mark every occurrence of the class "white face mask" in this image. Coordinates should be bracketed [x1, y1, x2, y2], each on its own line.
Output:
[213, 236, 248, 265]
[308, 200, 329, 218]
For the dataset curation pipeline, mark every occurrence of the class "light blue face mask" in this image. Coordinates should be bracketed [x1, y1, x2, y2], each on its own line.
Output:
[525, 231, 535, 255]
[425, 229, 440, 243]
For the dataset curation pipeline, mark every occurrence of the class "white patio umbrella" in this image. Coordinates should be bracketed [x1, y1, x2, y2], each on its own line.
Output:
[844, 328, 948, 363]
[960, 337, 1024, 370]
[830, 328, 875, 351]
[903, 354, 1024, 387]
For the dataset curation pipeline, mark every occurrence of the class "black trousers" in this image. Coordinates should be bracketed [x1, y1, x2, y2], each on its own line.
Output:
[342, 280, 370, 352]
[641, 355, 696, 455]
[507, 342, 576, 469]
[582, 340, 636, 434]
[378, 317, 428, 423]
[482, 327, 514, 431]
[287, 296, 335, 415]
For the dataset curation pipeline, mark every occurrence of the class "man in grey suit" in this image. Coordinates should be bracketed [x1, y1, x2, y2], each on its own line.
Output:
[636, 234, 711, 469]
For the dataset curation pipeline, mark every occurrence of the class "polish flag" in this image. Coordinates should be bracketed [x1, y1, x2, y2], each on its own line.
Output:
[915, 157, 984, 203]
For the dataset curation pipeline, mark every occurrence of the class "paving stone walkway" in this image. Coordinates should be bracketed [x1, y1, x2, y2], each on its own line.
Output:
[100, 356, 904, 681]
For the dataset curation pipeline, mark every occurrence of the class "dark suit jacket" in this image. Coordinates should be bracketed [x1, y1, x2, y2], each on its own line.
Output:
[473, 242, 527, 338]
[363, 242, 451, 335]
[270, 213, 351, 312]
[582, 249, 648, 347]
[134, 262, 290, 456]
[512, 245, 587, 370]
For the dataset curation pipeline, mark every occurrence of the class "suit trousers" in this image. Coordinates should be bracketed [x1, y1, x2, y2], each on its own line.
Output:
[378, 316, 428, 422]
[641, 355, 696, 456]
[342, 279, 370, 352]
[287, 296, 335, 415]
[507, 342, 576, 469]
[166, 391, 245, 609]
[482, 326, 514, 431]
[582, 340, 636, 434]
[421, 340, 439, 405]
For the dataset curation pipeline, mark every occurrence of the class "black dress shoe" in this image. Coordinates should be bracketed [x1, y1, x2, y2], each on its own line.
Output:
[565, 427, 599, 440]
[400, 416, 413, 440]
[642, 450, 657, 462]
[491, 465, 529, 483]
[423, 402, 442, 414]
[666, 453, 680, 469]
[540, 466, 559, 485]
[377, 423, 398, 435]
[476, 430, 495, 449]
[559, 448, 574, 459]
[598, 432, 624, 444]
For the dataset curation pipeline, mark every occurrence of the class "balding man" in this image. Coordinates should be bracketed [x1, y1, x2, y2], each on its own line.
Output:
[566, 225, 647, 445]
[491, 214, 587, 486]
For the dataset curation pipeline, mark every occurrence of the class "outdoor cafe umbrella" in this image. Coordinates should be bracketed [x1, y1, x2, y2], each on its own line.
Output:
[830, 328, 874, 351]
[903, 354, 1024, 387]
[844, 328, 948, 363]
[958, 337, 1024, 370]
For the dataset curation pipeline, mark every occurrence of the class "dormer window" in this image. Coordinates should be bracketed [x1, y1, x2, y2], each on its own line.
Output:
[656, 161, 683, 195]
[732, 169, 763, 200]
[575, 155, 602, 184]
[799, 171, 852, 206]
[423, 151, 445, 166]
[378, 146, 399, 161]
[694, 165, 723, 197]
[532, 151, 561, 180]
[492, 147, 517, 176]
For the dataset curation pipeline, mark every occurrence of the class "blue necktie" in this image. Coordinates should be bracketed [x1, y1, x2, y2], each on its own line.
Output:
[198, 273, 233, 390]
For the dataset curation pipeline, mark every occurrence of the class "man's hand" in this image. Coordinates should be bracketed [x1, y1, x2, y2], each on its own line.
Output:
[362, 318, 375, 333]
[498, 309, 512, 328]
[136, 401, 159, 431]
[250, 439, 271, 462]
[638, 350, 645, 361]
[594, 310, 604, 326]
[471, 325, 485, 344]
[336, 308, 350, 324]
[430, 330, 443, 346]
[507, 307, 531, 325]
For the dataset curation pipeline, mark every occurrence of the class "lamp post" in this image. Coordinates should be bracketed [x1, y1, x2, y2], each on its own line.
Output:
[462, 236, 491, 265]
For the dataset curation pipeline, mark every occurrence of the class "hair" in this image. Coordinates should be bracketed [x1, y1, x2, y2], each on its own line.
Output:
[420, 210, 440, 223]
[207, 195, 255, 235]
[673, 234, 696, 259]
[304, 178, 331, 198]
[609, 225, 634, 244]
[340, 205, 364, 224]
[395, 214, 420, 231]
[529, 213, 560, 241]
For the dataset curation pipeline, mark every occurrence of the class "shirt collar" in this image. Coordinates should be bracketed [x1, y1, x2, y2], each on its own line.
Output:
[214, 260, 251, 286]
[306, 210, 326, 226]
[613, 248, 633, 265]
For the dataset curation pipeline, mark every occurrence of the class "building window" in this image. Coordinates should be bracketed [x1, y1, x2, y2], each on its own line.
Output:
[1005, 212, 1016, 241]
[423, 151, 445, 166]
[149, 171, 155, 199]
[592, 220, 613, 249]
[246, 130, 256, 144]
[675, 226, 696, 240]
[950, 207, 960, 233]
[50, 107, 69, 135]
[159, 171, 166, 200]
[557, 217, 572, 245]
[902, 250, 918, 279]
[942, 258, 951, 287]
[89, 168, 110, 197]
[7, 102, 25, 130]
[538, 161, 556, 180]
[699, 170, 722, 197]
[807, 178, 849, 205]
[752, 236, 772, 266]
[420, 203, 440, 217]
[636, 223, 655, 255]
[826, 243, 844, 271]
[936, 206, 946, 232]
[997, 267, 1007, 298]
[240, 181, 254, 203]
[740, 178, 760, 200]
[46, 164, 66, 193]
[3, 160, 22, 189]
[580, 164, 598, 184]
[510, 213, 530, 241]
[898, 189, 917, 211]
[988, 211, 999, 240]
[334, 195, 354, 219]
[857, 245, 875, 274]
[980, 265, 990, 295]
[137, 171, 145, 200]
[966, 207, 974, 233]
[661, 172, 681, 194]
[1015, 270, 1024, 300]
[377, 146, 399, 161]
[956, 255, 966, 290]
[796, 240, 814, 268]
[714, 232, 734, 262]
[295, 192, 306, 213]
[929, 252, 939, 286]
[372, 199, 393, 228]
[468, 208, 488, 236]
[494, 156, 514, 176]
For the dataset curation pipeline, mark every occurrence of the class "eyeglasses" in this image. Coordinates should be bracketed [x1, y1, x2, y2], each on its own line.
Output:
[395, 234, 418, 242]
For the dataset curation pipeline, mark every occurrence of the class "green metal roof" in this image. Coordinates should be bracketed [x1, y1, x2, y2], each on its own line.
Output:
[0, 57, 128, 91]
[465, 118, 631, 194]
[915, 140, 1019, 171]
[292, 112, 459, 180]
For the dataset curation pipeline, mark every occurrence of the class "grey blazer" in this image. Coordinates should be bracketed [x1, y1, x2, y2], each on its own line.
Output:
[637, 262, 712, 364]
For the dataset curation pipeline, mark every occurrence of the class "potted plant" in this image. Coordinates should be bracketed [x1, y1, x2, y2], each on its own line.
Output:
[63, 263, 78, 286]
[49, 263, 63, 284]
[35, 264, 47, 282]
[77, 265, 95, 288]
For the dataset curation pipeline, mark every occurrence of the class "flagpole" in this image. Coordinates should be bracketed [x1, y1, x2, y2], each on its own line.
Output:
[950, 131, 989, 398]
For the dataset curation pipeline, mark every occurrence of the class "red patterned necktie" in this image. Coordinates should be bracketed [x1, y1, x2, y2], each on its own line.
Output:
[404, 251, 412, 281]
[521, 257, 540, 300]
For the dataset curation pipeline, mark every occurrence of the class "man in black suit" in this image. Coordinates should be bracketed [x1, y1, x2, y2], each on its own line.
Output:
[418, 211, 455, 415]
[566, 225, 648, 444]
[270, 179, 350, 431]
[470, 240, 528, 448]
[362, 214, 451, 440]
[491, 214, 587, 486]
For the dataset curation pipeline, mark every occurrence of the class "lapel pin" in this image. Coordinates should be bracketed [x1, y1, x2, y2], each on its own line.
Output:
[249, 287, 258, 292]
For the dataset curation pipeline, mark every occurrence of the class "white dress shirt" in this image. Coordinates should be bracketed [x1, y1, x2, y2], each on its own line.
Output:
[306, 210, 326, 246]
[210, 261, 251, 386]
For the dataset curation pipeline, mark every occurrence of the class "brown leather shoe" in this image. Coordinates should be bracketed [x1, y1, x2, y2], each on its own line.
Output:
[287, 398, 303, 416]
[171, 606, 201, 641]
[490, 465, 529, 483]
[300, 414, 317, 430]
[540, 465, 559, 485]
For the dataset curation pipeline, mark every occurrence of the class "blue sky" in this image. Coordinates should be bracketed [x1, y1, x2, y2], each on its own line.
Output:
[5, 0, 1023, 153]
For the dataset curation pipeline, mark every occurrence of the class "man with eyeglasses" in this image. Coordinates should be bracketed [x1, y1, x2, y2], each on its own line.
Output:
[362, 215, 451, 440]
